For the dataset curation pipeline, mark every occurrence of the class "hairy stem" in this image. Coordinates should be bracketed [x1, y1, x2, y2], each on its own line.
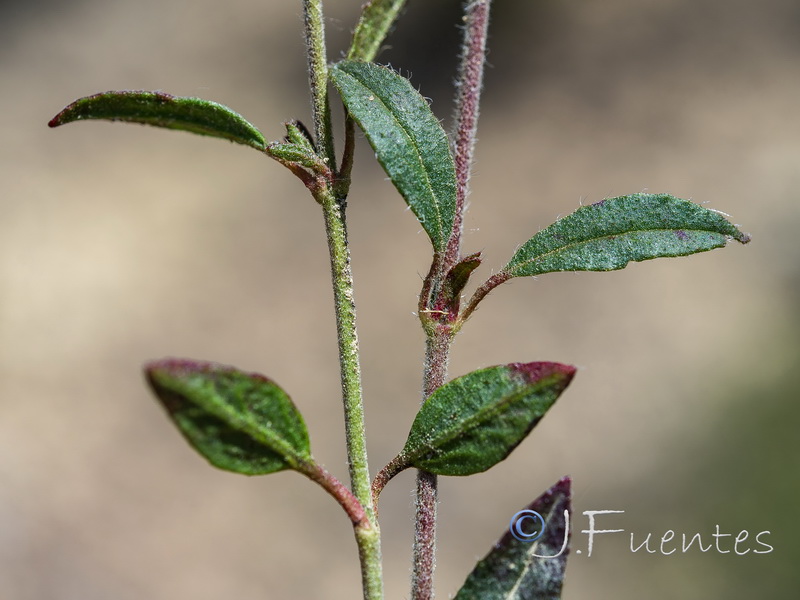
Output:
[304, 2, 381, 597]
[319, 188, 383, 599]
[372, 453, 409, 510]
[445, 0, 492, 271]
[302, 462, 368, 526]
[412, 4, 493, 598]
[412, 328, 452, 600]
[303, 0, 336, 165]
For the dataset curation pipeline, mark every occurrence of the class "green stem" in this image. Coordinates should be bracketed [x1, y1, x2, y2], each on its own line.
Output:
[319, 187, 383, 599]
[303, 0, 336, 166]
[304, 2, 382, 597]
[319, 189, 374, 521]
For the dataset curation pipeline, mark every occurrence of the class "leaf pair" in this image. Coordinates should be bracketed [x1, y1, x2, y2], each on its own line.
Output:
[148, 357, 575, 482]
[147, 356, 573, 598]
[47, 69, 751, 284]
[330, 61, 751, 295]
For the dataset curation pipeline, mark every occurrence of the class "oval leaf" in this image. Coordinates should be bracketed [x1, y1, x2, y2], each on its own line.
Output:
[401, 362, 575, 476]
[505, 193, 751, 277]
[49, 91, 266, 151]
[330, 61, 457, 252]
[347, 0, 407, 62]
[145, 359, 311, 475]
[454, 477, 571, 600]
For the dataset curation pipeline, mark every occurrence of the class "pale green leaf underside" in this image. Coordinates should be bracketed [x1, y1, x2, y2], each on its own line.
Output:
[348, 0, 407, 62]
[505, 193, 751, 277]
[146, 359, 311, 475]
[49, 91, 266, 151]
[401, 363, 575, 476]
[330, 61, 457, 252]
[454, 477, 571, 599]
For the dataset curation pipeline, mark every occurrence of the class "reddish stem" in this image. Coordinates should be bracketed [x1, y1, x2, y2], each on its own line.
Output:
[444, 0, 492, 272]
[301, 462, 369, 528]
[458, 270, 510, 326]
[412, 329, 451, 600]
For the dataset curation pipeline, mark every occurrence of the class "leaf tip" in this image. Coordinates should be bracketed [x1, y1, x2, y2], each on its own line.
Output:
[549, 474, 572, 498]
[144, 357, 202, 377]
[508, 361, 577, 388]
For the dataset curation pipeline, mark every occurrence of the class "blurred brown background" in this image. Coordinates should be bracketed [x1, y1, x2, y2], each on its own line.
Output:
[2, 0, 798, 598]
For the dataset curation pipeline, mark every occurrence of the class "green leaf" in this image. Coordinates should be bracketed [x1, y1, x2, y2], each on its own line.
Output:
[266, 141, 331, 174]
[347, 0, 407, 62]
[330, 61, 457, 252]
[145, 359, 312, 475]
[49, 91, 267, 151]
[505, 193, 751, 277]
[400, 362, 575, 476]
[283, 120, 317, 153]
[454, 477, 571, 600]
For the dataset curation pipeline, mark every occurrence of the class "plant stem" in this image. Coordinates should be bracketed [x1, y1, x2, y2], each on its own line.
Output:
[304, 2, 382, 597]
[458, 270, 509, 327]
[303, 460, 383, 599]
[445, 0, 492, 271]
[318, 189, 374, 522]
[412, 328, 452, 600]
[302, 462, 368, 526]
[303, 0, 336, 166]
[412, 4, 492, 598]
[318, 187, 383, 599]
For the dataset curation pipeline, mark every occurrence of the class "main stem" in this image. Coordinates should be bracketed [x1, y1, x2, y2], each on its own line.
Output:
[304, 1, 381, 598]
[319, 190, 375, 524]
[320, 188, 383, 600]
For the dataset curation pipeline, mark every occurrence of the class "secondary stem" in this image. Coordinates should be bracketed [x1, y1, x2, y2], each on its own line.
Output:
[445, 0, 492, 270]
[412, 328, 452, 600]
[412, 3, 492, 598]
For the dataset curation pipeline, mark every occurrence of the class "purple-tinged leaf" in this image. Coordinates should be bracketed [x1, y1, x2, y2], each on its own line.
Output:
[505, 193, 750, 277]
[49, 91, 266, 151]
[399, 363, 575, 476]
[443, 252, 482, 303]
[454, 477, 571, 600]
[145, 359, 311, 475]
